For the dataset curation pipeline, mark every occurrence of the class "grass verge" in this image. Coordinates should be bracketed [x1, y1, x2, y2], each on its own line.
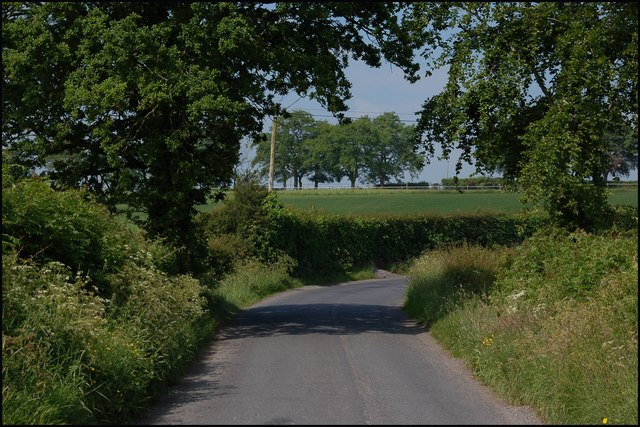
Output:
[403, 228, 638, 425]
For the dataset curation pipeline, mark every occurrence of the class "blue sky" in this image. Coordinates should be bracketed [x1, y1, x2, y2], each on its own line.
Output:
[240, 58, 477, 186]
[240, 58, 637, 186]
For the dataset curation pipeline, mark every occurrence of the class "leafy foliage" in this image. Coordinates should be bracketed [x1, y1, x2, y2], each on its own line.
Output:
[252, 111, 424, 188]
[363, 112, 424, 186]
[409, 2, 638, 230]
[440, 177, 504, 187]
[2, 167, 305, 424]
[404, 230, 638, 424]
[210, 197, 549, 277]
[2, 2, 420, 259]
[602, 124, 639, 181]
[2, 170, 213, 424]
[252, 111, 321, 188]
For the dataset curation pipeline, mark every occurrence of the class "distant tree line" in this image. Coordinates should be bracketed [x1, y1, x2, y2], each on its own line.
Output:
[251, 110, 424, 188]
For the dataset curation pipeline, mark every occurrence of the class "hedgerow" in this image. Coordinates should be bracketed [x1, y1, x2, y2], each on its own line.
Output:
[2, 169, 211, 424]
[251, 195, 548, 276]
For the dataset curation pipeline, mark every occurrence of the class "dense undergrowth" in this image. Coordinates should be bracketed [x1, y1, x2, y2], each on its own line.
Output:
[3, 167, 637, 424]
[404, 227, 638, 425]
[1, 171, 377, 424]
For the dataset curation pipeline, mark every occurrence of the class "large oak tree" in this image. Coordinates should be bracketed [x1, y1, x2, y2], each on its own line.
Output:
[2, 2, 420, 269]
[363, 112, 424, 187]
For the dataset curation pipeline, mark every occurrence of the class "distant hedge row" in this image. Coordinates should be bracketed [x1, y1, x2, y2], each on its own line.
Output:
[440, 177, 504, 187]
[252, 195, 548, 276]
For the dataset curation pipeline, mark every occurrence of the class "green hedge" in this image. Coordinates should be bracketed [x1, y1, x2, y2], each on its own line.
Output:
[250, 195, 548, 276]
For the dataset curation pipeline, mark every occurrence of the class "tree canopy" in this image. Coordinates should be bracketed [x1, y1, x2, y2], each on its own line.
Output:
[363, 112, 423, 187]
[251, 110, 320, 189]
[2, 2, 420, 266]
[3, 1, 637, 246]
[408, 2, 638, 230]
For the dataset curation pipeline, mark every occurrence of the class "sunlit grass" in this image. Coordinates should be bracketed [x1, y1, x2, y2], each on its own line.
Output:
[403, 230, 638, 425]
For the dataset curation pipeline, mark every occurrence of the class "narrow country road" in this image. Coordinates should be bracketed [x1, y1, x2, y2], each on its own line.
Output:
[137, 273, 542, 425]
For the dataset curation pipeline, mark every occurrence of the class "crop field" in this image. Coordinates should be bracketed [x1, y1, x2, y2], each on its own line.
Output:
[270, 188, 638, 216]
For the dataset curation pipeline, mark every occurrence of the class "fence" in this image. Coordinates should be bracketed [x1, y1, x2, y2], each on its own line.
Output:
[269, 182, 638, 191]
[271, 185, 502, 191]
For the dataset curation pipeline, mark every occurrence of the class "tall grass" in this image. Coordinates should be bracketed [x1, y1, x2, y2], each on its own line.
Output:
[404, 228, 638, 425]
[2, 171, 308, 424]
[212, 257, 302, 311]
[403, 244, 510, 327]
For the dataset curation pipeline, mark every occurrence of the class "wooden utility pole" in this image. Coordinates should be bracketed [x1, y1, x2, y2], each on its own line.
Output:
[268, 115, 277, 192]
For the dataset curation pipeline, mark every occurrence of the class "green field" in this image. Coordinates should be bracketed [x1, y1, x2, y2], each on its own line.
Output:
[269, 188, 638, 216]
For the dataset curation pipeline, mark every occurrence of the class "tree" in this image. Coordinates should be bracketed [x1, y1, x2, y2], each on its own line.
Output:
[363, 112, 424, 187]
[2, 2, 421, 269]
[409, 2, 638, 230]
[335, 117, 373, 188]
[303, 121, 341, 188]
[280, 111, 319, 189]
[602, 124, 638, 182]
[251, 110, 319, 189]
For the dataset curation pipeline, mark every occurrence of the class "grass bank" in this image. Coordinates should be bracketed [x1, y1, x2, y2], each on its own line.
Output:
[403, 228, 638, 425]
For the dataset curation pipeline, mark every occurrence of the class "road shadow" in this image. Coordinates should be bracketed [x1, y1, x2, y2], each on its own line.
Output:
[134, 344, 238, 425]
[217, 302, 424, 341]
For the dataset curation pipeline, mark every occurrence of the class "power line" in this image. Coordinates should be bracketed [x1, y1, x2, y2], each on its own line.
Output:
[301, 112, 418, 123]
[300, 107, 420, 117]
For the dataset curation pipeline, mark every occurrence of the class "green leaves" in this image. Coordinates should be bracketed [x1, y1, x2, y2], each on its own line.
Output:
[251, 111, 423, 188]
[411, 2, 638, 231]
[3, 2, 423, 257]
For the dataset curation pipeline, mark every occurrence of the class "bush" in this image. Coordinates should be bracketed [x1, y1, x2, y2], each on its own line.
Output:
[198, 180, 547, 280]
[441, 177, 504, 187]
[493, 226, 638, 302]
[610, 204, 638, 231]
[195, 171, 277, 279]
[2, 249, 211, 424]
[198, 171, 269, 238]
[212, 255, 301, 312]
[2, 168, 212, 424]
[205, 233, 252, 278]
[1, 174, 167, 297]
[253, 203, 547, 277]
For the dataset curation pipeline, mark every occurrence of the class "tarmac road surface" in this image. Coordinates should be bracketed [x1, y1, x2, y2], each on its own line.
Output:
[137, 273, 543, 425]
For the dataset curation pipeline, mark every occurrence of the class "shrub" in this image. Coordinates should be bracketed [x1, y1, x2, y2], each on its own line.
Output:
[3, 175, 140, 296]
[2, 168, 212, 424]
[493, 226, 639, 302]
[254, 204, 546, 277]
[610, 204, 638, 232]
[212, 255, 301, 311]
[198, 171, 269, 238]
[206, 233, 252, 278]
